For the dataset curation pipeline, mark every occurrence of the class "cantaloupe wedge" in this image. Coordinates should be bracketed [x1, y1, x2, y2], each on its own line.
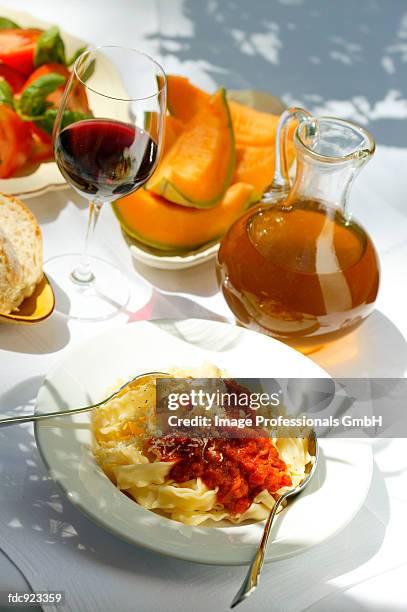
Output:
[113, 182, 254, 252]
[158, 74, 209, 122]
[163, 75, 282, 147]
[233, 146, 275, 199]
[147, 88, 235, 208]
[144, 113, 184, 156]
[163, 116, 184, 154]
[234, 138, 296, 199]
[228, 101, 280, 147]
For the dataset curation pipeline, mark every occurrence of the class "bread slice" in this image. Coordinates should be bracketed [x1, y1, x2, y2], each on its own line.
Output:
[0, 193, 43, 314]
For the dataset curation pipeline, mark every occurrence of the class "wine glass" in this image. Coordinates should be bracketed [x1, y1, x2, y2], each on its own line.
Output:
[46, 46, 166, 321]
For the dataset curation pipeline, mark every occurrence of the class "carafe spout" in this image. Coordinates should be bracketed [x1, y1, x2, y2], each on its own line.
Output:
[262, 107, 375, 216]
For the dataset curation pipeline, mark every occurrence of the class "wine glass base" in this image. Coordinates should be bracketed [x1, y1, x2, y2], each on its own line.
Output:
[44, 254, 131, 321]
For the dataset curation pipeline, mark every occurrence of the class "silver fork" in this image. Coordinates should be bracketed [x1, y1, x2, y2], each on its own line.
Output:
[231, 430, 319, 608]
[0, 372, 169, 426]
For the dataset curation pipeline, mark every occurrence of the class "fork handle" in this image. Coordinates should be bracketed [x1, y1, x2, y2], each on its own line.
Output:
[0, 405, 93, 427]
[0, 371, 170, 427]
[230, 494, 287, 608]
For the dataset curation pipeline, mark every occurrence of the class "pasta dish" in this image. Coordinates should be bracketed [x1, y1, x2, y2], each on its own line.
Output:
[92, 365, 312, 526]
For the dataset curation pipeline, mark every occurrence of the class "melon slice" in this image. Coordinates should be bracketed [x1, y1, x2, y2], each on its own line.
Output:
[163, 75, 283, 147]
[147, 88, 235, 209]
[159, 74, 209, 122]
[144, 113, 184, 156]
[113, 182, 254, 252]
[163, 116, 184, 154]
[234, 140, 296, 200]
[228, 101, 280, 147]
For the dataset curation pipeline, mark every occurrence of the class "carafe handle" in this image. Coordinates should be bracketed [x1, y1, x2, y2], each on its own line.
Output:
[262, 107, 316, 203]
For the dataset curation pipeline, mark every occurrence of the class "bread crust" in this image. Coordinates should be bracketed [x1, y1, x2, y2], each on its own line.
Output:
[0, 192, 43, 314]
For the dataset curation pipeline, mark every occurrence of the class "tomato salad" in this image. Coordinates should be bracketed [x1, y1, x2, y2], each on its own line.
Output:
[0, 16, 90, 178]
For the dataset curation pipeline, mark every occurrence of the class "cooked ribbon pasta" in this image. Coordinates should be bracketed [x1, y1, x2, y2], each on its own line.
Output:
[92, 364, 312, 526]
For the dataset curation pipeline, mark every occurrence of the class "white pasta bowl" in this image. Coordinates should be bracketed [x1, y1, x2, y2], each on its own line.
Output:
[35, 319, 373, 565]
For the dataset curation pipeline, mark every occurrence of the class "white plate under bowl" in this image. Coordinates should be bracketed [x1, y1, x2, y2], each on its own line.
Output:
[35, 319, 372, 565]
[130, 241, 219, 270]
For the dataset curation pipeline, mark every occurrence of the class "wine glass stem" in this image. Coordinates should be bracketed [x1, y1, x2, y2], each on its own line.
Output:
[71, 199, 103, 285]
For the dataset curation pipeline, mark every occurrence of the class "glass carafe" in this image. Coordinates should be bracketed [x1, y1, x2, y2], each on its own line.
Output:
[217, 108, 380, 352]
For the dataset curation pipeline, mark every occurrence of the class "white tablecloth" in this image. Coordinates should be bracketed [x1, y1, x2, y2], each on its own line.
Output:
[1, 1, 407, 610]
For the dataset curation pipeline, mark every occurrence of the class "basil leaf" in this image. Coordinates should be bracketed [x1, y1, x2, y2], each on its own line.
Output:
[18, 73, 66, 117]
[32, 109, 58, 134]
[34, 26, 66, 67]
[66, 45, 87, 67]
[0, 17, 20, 29]
[0, 80, 14, 107]
[34, 108, 91, 135]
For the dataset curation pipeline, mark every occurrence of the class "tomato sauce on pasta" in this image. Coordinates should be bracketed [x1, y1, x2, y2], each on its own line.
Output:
[148, 436, 292, 515]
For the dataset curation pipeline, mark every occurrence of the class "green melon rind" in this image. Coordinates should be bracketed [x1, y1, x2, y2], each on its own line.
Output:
[148, 88, 236, 209]
[111, 186, 253, 253]
[112, 202, 193, 252]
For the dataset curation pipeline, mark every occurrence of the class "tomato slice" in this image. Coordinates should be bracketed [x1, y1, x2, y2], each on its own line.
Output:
[0, 63, 26, 92]
[29, 133, 53, 164]
[23, 63, 90, 113]
[22, 64, 70, 129]
[65, 75, 90, 115]
[0, 29, 43, 75]
[22, 63, 90, 142]
[23, 62, 70, 92]
[0, 104, 32, 178]
[27, 121, 52, 144]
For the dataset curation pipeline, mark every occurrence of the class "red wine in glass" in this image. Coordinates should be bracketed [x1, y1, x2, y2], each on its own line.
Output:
[55, 118, 158, 200]
[48, 45, 166, 322]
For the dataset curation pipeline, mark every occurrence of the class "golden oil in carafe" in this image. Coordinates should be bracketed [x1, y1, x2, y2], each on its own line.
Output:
[217, 199, 380, 352]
